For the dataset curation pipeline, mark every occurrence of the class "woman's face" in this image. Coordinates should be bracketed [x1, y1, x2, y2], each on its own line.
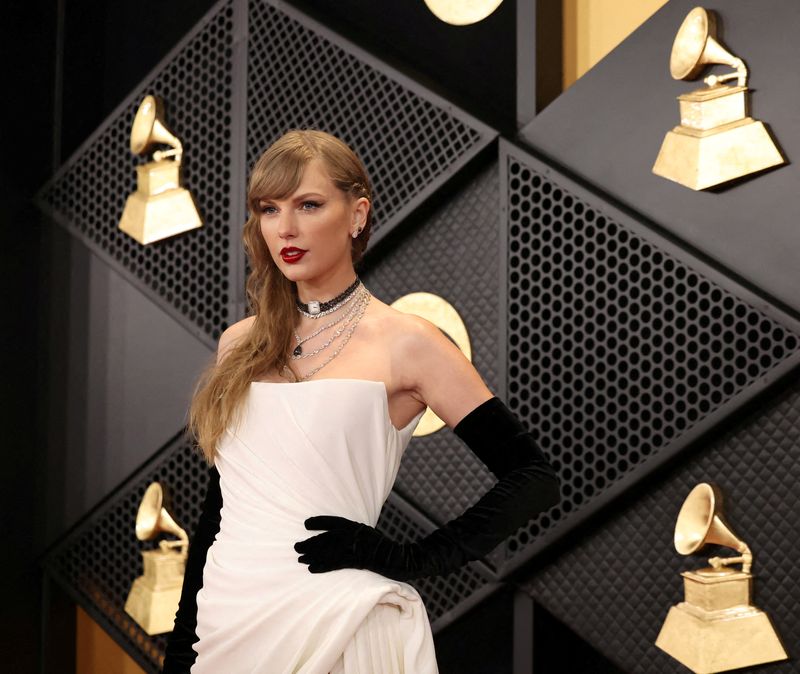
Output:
[257, 158, 367, 281]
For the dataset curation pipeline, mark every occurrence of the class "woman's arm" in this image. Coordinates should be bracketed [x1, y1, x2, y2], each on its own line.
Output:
[161, 466, 222, 673]
[294, 315, 561, 580]
[392, 313, 497, 430]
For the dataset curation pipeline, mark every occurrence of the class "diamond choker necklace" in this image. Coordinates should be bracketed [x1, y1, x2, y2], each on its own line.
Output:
[295, 275, 361, 318]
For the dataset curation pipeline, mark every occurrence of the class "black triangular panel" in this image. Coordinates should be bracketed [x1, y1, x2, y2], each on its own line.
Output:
[522, 379, 800, 673]
[37, 0, 240, 347]
[497, 138, 800, 576]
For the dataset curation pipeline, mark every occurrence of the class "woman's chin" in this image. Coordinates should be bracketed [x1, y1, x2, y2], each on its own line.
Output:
[281, 265, 315, 282]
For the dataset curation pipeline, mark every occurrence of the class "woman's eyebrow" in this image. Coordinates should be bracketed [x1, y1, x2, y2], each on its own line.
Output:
[291, 192, 326, 201]
[258, 192, 326, 203]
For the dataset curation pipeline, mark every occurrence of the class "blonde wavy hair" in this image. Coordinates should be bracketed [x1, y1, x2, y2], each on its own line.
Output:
[187, 129, 374, 466]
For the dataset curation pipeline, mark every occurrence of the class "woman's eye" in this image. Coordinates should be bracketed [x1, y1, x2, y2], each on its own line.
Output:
[258, 201, 320, 214]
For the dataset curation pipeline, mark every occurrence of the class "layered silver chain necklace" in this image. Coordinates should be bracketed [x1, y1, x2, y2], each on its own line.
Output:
[282, 276, 371, 382]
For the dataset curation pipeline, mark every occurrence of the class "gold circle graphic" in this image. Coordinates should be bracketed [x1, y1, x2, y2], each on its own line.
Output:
[423, 0, 504, 26]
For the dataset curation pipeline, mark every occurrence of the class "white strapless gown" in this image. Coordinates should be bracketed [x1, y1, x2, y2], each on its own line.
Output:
[192, 378, 438, 674]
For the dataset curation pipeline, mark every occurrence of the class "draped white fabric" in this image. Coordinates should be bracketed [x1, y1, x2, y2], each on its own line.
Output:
[192, 378, 438, 674]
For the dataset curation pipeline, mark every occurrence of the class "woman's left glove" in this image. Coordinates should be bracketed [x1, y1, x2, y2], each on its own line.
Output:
[294, 515, 412, 577]
[294, 396, 561, 582]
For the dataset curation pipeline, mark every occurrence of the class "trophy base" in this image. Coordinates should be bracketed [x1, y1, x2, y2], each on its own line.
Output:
[124, 575, 183, 635]
[119, 187, 202, 245]
[655, 601, 787, 674]
[652, 117, 784, 190]
[125, 550, 186, 635]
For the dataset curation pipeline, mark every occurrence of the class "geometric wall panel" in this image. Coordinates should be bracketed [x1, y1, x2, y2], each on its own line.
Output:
[497, 138, 800, 576]
[247, 0, 496, 248]
[35, 0, 800, 668]
[521, 377, 800, 673]
[37, 0, 240, 347]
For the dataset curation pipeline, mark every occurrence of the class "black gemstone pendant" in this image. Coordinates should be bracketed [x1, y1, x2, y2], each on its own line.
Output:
[293, 344, 302, 356]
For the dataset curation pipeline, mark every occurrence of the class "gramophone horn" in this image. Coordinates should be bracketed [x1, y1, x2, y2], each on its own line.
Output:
[670, 7, 743, 81]
[674, 482, 746, 555]
[130, 94, 182, 156]
[135, 482, 185, 542]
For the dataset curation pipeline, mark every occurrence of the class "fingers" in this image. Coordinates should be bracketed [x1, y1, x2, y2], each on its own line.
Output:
[304, 515, 354, 530]
[295, 516, 365, 574]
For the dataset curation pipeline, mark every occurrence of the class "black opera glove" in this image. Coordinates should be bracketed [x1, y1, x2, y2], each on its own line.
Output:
[294, 396, 561, 582]
[162, 466, 222, 674]
[295, 515, 407, 576]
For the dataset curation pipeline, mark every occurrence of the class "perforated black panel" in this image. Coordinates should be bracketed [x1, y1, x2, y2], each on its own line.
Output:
[246, 0, 493, 244]
[521, 377, 800, 674]
[498, 140, 800, 573]
[38, 0, 237, 344]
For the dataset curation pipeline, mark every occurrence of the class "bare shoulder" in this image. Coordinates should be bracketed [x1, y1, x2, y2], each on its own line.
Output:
[364, 300, 438, 356]
[217, 315, 256, 363]
[377, 304, 495, 429]
[390, 310, 444, 349]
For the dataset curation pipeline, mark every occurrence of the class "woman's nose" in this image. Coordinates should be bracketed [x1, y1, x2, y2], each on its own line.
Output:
[276, 210, 298, 238]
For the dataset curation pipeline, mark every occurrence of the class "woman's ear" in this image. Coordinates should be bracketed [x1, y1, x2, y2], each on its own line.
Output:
[355, 196, 370, 224]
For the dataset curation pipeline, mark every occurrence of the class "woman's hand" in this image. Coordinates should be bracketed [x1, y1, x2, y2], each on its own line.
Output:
[294, 515, 408, 577]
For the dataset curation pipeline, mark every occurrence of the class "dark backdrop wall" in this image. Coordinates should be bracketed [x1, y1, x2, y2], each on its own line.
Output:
[61, 0, 220, 163]
[289, 0, 518, 132]
[2, 2, 218, 672]
[9, 2, 799, 674]
[2, 3, 57, 672]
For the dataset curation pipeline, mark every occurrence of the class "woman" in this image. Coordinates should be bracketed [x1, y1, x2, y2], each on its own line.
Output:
[162, 129, 561, 673]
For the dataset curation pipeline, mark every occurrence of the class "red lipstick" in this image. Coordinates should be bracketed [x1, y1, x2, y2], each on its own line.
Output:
[280, 246, 307, 263]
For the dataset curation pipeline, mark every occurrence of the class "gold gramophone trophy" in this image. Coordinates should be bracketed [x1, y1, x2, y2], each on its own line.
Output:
[118, 94, 202, 244]
[655, 483, 787, 673]
[124, 482, 189, 635]
[652, 7, 785, 190]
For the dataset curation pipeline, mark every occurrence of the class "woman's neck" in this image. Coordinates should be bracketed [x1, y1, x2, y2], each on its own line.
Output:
[294, 271, 358, 304]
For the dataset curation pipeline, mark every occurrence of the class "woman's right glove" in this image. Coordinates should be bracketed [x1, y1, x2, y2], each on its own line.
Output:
[161, 466, 222, 673]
